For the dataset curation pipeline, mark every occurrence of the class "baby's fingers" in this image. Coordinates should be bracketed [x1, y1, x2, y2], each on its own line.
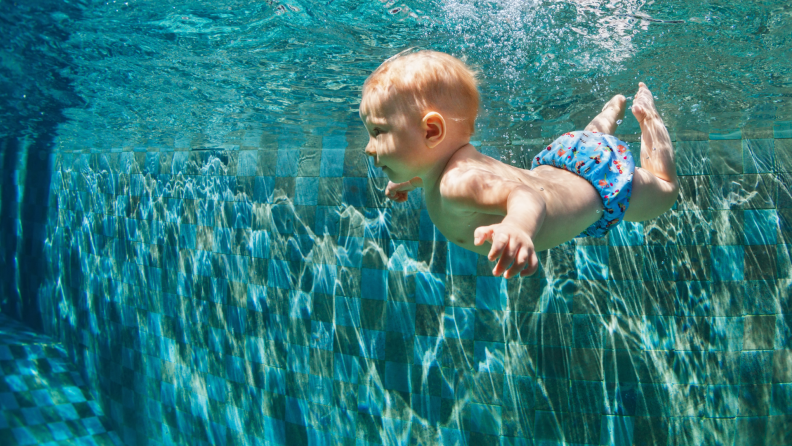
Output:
[474, 226, 495, 246]
[487, 232, 514, 266]
[504, 246, 529, 279]
[493, 236, 519, 276]
[519, 251, 540, 276]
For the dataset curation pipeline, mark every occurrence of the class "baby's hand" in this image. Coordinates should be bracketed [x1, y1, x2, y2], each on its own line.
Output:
[474, 223, 539, 278]
[385, 180, 417, 202]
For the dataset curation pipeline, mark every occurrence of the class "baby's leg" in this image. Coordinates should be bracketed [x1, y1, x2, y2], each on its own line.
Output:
[623, 82, 679, 222]
[584, 95, 626, 135]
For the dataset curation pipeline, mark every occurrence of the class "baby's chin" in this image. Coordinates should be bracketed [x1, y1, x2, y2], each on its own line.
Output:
[386, 170, 411, 183]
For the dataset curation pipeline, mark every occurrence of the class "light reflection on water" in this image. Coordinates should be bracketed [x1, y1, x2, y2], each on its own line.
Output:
[48, 149, 772, 444]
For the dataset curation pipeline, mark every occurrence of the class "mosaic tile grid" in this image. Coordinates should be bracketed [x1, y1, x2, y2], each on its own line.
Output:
[0, 313, 121, 446]
[6, 122, 791, 446]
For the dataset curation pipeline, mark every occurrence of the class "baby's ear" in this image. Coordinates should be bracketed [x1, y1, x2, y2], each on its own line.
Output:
[423, 112, 446, 148]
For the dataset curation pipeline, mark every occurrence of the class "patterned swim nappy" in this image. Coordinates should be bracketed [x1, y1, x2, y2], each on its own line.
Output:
[531, 130, 635, 238]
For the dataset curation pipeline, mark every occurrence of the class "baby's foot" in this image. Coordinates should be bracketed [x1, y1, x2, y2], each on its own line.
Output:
[584, 94, 626, 134]
[632, 82, 661, 126]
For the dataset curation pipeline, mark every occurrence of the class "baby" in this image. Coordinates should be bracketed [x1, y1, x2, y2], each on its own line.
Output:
[360, 50, 679, 278]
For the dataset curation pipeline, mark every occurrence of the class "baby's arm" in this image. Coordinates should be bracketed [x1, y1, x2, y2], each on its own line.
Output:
[441, 170, 546, 278]
[384, 177, 423, 202]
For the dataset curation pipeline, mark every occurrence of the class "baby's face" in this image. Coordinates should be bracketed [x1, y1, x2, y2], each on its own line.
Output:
[359, 95, 428, 183]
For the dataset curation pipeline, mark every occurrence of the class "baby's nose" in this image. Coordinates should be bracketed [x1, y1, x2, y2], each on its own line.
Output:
[364, 143, 376, 157]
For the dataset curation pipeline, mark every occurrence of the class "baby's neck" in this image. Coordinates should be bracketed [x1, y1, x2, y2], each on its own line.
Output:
[420, 138, 473, 191]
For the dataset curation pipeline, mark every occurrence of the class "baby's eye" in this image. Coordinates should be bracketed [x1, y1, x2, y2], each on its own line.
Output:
[372, 128, 382, 136]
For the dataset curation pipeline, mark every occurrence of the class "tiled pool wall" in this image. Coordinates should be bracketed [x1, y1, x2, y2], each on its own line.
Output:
[5, 121, 792, 445]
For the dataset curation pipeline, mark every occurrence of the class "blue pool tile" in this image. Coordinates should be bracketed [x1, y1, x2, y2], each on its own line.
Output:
[384, 361, 411, 393]
[364, 207, 391, 239]
[307, 375, 333, 405]
[253, 176, 274, 203]
[600, 415, 634, 446]
[361, 268, 387, 300]
[777, 314, 792, 350]
[287, 345, 310, 374]
[62, 386, 87, 403]
[388, 240, 419, 272]
[212, 323, 231, 352]
[46, 421, 73, 441]
[416, 272, 446, 306]
[609, 221, 644, 246]
[53, 402, 79, 420]
[576, 245, 609, 281]
[190, 393, 209, 421]
[744, 210, 778, 245]
[474, 341, 505, 373]
[709, 317, 744, 351]
[335, 296, 361, 327]
[419, 208, 447, 241]
[342, 177, 366, 207]
[743, 139, 775, 174]
[414, 336, 443, 366]
[250, 230, 270, 259]
[206, 373, 227, 403]
[3, 375, 27, 393]
[709, 129, 741, 140]
[289, 290, 312, 319]
[20, 406, 44, 425]
[247, 285, 269, 313]
[774, 121, 792, 139]
[310, 320, 334, 351]
[316, 206, 340, 236]
[444, 307, 475, 340]
[476, 276, 508, 310]
[411, 394, 442, 425]
[0, 345, 12, 361]
[82, 416, 107, 435]
[0, 392, 19, 410]
[320, 149, 346, 177]
[208, 421, 228, 446]
[358, 385, 385, 417]
[271, 204, 294, 234]
[225, 404, 245, 432]
[268, 259, 294, 289]
[259, 366, 286, 394]
[322, 134, 348, 150]
[312, 264, 337, 295]
[276, 150, 299, 177]
[448, 243, 478, 276]
[469, 403, 502, 436]
[335, 237, 363, 268]
[295, 177, 319, 205]
[439, 428, 468, 445]
[772, 383, 792, 415]
[643, 316, 676, 350]
[227, 305, 247, 334]
[334, 354, 360, 386]
[10, 427, 38, 446]
[332, 408, 357, 439]
[386, 301, 416, 334]
[238, 150, 259, 176]
[360, 329, 386, 360]
[711, 246, 745, 281]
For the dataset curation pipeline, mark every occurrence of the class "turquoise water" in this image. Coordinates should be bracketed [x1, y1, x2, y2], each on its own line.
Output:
[1, 0, 791, 445]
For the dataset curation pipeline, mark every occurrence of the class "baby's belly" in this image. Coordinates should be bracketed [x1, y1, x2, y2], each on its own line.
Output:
[529, 166, 603, 250]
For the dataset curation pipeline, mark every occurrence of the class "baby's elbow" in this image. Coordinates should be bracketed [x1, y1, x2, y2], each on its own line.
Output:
[663, 178, 680, 211]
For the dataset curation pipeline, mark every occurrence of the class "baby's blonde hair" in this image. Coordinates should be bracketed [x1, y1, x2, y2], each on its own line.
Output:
[362, 50, 479, 135]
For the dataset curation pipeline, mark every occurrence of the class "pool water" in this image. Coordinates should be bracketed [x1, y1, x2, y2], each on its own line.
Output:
[0, 0, 791, 445]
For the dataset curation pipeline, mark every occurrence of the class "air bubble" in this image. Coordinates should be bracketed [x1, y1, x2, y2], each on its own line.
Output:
[616, 119, 623, 125]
